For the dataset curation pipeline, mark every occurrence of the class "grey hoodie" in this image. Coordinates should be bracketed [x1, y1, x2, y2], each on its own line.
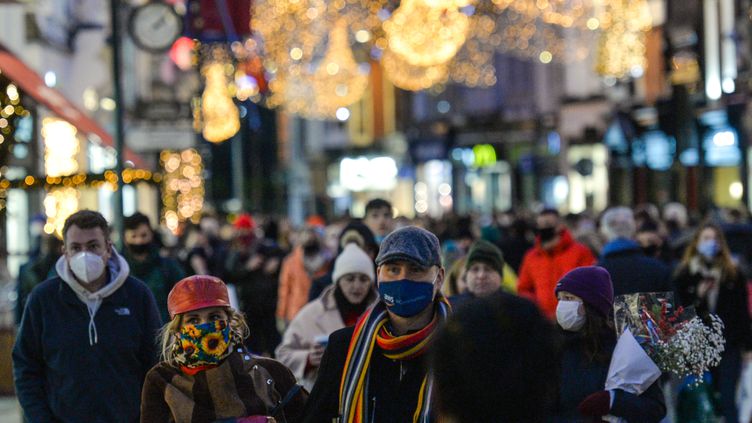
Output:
[55, 250, 131, 345]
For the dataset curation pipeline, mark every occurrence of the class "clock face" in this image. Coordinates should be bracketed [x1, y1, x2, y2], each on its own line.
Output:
[128, 2, 183, 53]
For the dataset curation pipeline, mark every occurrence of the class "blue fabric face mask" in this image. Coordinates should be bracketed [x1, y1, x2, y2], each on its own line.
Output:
[697, 240, 720, 260]
[378, 278, 435, 317]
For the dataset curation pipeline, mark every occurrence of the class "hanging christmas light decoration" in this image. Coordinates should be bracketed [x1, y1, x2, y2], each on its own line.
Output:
[43, 187, 79, 237]
[381, 49, 449, 91]
[42, 118, 79, 177]
[242, 0, 611, 115]
[311, 20, 370, 117]
[199, 48, 240, 143]
[448, 11, 498, 87]
[384, 0, 470, 67]
[489, 0, 598, 62]
[160, 149, 205, 234]
[595, 0, 652, 77]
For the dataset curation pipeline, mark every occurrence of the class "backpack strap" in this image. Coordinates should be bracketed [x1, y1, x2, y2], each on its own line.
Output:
[247, 359, 281, 413]
[270, 384, 303, 416]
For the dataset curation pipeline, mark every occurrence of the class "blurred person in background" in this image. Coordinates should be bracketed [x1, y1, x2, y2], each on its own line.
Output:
[451, 240, 514, 307]
[308, 220, 378, 301]
[276, 222, 331, 331]
[432, 291, 558, 423]
[518, 209, 596, 319]
[552, 266, 665, 422]
[673, 223, 752, 423]
[635, 219, 670, 263]
[718, 207, 752, 274]
[16, 234, 62, 325]
[499, 216, 533, 273]
[564, 212, 603, 258]
[440, 223, 475, 274]
[226, 214, 286, 356]
[634, 203, 661, 230]
[663, 202, 694, 262]
[597, 207, 672, 296]
[182, 215, 228, 278]
[124, 212, 186, 323]
[363, 198, 394, 245]
[441, 256, 467, 298]
[277, 244, 378, 391]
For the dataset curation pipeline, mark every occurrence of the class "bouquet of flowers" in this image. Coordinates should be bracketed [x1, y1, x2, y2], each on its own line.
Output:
[612, 291, 725, 381]
[603, 292, 725, 422]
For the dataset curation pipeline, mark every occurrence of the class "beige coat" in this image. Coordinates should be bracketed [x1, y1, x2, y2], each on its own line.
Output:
[275, 284, 377, 391]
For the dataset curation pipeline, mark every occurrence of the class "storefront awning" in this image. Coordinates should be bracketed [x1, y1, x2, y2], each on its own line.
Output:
[0, 42, 145, 168]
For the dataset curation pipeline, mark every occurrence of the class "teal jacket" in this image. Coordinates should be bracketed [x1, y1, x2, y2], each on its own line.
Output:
[125, 248, 185, 322]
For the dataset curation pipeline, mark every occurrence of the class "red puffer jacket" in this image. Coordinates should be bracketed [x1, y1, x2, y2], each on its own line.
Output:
[517, 229, 596, 319]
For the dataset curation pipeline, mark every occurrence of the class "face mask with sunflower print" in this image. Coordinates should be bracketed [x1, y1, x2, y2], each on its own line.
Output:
[175, 320, 234, 367]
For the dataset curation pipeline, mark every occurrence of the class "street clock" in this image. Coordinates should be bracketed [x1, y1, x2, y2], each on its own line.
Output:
[127, 2, 183, 53]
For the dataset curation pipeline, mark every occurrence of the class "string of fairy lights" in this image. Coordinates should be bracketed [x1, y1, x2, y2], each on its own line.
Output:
[191, 0, 652, 126]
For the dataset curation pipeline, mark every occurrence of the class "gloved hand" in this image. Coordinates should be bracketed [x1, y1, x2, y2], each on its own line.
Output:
[577, 390, 611, 417]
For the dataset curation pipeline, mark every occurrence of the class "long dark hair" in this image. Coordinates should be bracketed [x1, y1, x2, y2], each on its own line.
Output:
[581, 303, 615, 364]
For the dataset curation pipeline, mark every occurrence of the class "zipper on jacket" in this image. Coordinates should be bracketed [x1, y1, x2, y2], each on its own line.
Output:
[370, 396, 377, 422]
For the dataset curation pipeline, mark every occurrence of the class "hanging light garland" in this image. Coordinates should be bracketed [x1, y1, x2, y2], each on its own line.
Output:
[160, 149, 204, 234]
[241, 0, 646, 117]
[311, 20, 370, 117]
[0, 76, 30, 171]
[198, 47, 241, 143]
[384, 0, 470, 67]
[381, 49, 449, 91]
[594, 0, 652, 78]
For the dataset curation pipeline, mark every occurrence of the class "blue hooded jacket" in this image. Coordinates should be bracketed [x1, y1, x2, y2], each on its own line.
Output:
[12, 251, 161, 422]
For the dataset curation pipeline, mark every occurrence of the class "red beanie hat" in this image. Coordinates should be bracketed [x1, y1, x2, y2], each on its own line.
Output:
[234, 213, 255, 230]
[306, 215, 326, 228]
[167, 275, 230, 319]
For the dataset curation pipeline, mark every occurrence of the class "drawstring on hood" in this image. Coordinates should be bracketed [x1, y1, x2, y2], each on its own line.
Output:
[56, 250, 130, 345]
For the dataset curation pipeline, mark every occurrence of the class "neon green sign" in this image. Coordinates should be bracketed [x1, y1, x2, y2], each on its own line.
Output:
[472, 144, 497, 168]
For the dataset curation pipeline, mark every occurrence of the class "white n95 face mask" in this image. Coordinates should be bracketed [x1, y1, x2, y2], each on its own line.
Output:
[556, 300, 586, 331]
[69, 252, 106, 284]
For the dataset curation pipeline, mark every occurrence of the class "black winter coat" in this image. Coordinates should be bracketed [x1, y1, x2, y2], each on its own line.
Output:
[597, 239, 673, 297]
[302, 325, 432, 423]
[553, 330, 666, 423]
[674, 264, 752, 350]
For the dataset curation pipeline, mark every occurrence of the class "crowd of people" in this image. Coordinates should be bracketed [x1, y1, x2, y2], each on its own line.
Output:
[9, 198, 752, 422]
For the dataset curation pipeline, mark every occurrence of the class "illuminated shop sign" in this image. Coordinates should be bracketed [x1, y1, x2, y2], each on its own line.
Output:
[340, 156, 398, 192]
[450, 144, 497, 168]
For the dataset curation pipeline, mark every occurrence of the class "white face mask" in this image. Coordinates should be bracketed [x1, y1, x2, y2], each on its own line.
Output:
[556, 300, 585, 331]
[69, 252, 106, 284]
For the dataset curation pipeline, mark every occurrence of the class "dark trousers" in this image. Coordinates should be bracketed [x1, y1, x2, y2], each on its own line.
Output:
[713, 346, 742, 423]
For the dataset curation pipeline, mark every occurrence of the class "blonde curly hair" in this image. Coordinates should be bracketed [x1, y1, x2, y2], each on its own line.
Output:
[158, 307, 250, 366]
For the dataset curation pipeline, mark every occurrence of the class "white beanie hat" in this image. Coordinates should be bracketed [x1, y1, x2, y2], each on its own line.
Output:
[333, 244, 375, 284]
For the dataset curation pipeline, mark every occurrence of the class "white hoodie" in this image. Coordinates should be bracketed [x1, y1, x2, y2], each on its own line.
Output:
[55, 250, 131, 345]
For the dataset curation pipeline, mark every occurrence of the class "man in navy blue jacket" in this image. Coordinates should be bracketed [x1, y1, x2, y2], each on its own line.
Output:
[13, 210, 161, 422]
[597, 207, 673, 296]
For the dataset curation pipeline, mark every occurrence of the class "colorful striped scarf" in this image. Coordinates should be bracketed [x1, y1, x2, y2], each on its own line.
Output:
[338, 298, 451, 423]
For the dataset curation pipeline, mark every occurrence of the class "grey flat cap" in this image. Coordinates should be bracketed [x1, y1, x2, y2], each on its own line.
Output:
[375, 226, 442, 268]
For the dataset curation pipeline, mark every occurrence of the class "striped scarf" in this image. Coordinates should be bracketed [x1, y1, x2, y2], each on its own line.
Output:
[338, 298, 451, 423]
